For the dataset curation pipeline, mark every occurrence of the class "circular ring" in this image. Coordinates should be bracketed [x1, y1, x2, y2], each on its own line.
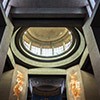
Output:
[11, 27, 85, 68]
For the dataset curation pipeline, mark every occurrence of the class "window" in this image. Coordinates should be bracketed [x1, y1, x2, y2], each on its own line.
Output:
[31, 46, 40, 55]
[42, 48, 52, 56]
[24, 41, 30, 50]
[54, 46, 64, 55]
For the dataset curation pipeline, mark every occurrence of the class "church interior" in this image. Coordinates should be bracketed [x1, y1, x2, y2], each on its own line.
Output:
[0, 0, 100, 100]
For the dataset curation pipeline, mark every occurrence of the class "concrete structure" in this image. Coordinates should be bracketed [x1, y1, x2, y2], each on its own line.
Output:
[0, 0, 100, 100]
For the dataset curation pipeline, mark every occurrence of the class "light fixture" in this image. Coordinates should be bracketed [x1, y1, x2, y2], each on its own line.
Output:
[13, 71, 24, 100]
[70, 72, 81, 100]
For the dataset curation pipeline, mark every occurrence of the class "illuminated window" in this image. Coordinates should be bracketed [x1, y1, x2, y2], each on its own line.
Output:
[42, 48, 52, 56]
[54, 46, 63, 55]
[24, 41, 30, 50]
[31, 46, 40, 55]
[65, 42, 72, 50]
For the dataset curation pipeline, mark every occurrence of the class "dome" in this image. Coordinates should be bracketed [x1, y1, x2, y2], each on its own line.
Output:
[23, 27, 73, 57]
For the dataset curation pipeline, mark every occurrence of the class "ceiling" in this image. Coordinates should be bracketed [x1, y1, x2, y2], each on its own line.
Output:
[23, 27, 72, 48]
[10, 0, 88, 8]
[27, 27, 68, 42]
[9, 0, 88, 26]
[1, 0, 98, 75]
[29, 77, 65, 87]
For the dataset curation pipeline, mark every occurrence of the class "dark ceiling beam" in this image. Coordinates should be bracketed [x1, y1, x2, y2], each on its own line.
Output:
[12, 18, 85, 27]
[10, 7, 87, 18]
[10, 7, 87, 27]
